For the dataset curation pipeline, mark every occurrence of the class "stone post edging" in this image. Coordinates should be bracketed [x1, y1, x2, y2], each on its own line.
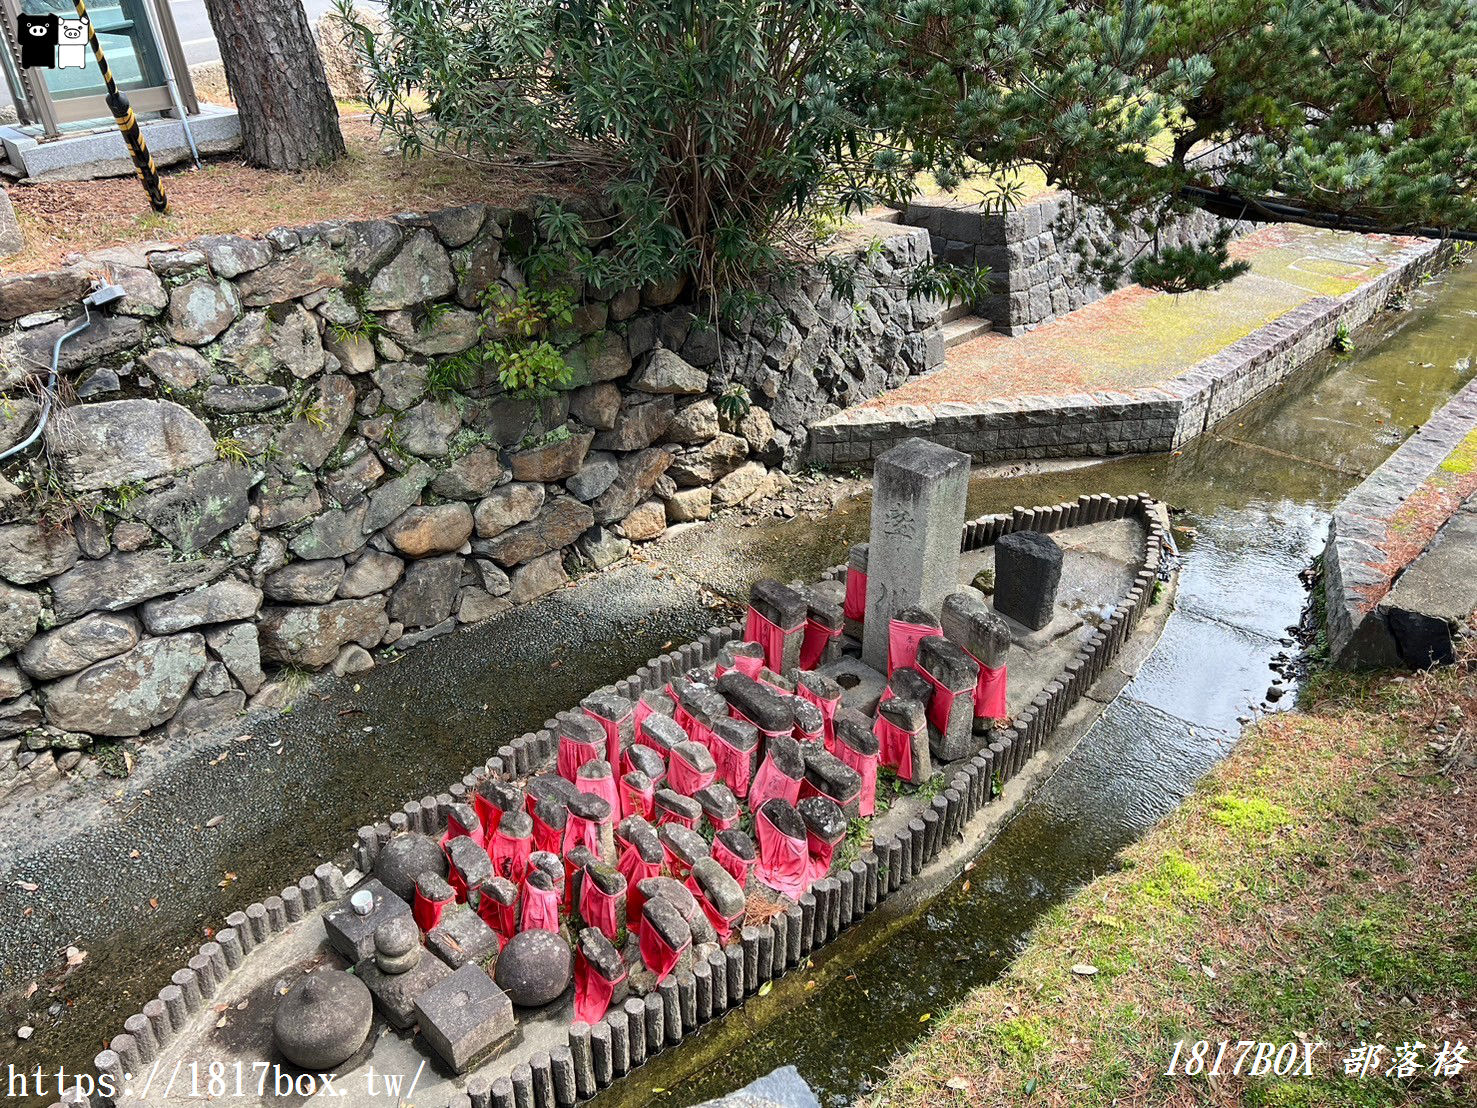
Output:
[84, 495, 1173, 1108]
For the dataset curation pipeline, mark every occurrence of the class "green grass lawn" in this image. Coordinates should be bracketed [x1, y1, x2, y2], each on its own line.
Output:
[871, 652, 1477, 1107]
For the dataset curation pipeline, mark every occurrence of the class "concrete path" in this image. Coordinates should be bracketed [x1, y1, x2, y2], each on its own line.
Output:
[858, 225, 1413, 412]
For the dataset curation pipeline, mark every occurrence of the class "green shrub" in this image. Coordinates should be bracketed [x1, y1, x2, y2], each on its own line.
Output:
[338, 0, 902, 299]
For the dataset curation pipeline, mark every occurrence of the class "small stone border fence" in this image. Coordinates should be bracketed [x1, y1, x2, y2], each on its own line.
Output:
[807, 238, 1447, 467]
[1324, 375, 1477, 667]
[84, 493, 1170, 1108]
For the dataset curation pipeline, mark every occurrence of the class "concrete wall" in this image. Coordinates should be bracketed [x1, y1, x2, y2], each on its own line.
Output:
[1324, 375, 1477, 667]
[0, 206, 943, 794]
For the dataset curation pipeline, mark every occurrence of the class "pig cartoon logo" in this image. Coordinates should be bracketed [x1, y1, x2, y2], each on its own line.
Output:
[16, 13, 58, 68]
[56, 16, 89, 70]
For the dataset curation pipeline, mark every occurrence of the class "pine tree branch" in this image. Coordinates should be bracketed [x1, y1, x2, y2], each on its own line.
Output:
[1179, 186, 1477, 243]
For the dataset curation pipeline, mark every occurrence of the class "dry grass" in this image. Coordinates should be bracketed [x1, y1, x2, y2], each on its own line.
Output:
[871, 648, 1477, 1107]
[2, 117, 598, 274]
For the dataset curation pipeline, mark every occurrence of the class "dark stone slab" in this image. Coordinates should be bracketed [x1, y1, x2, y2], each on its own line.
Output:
[717, 671, 795, 733]
[654, 789, 702, 825]
[625, 743, 666, 781]
[690, 857, 745, 920]
[359, 944, 453, 1029]
[659, 825, 710, 869]
[447, 836, 493, 893]
[427, 908, 501, 971]
[801, 747, 862, 814]
[715, 828, 756, 862]
[618, 818, 664, 863]
[797, 797, 846, 845]
[694, 783, 740, 826]
[993, 531, 1063, 631]
[941, 590, 1011, 668]
[749, 579, 809, 674]
[640, 712, 687, 753]
[833, 708, 879, 756]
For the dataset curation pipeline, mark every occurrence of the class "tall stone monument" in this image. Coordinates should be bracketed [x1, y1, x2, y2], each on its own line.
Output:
[862, 438, 970, 672]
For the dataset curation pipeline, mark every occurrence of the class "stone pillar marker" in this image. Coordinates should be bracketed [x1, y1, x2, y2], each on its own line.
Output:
[862, 437, 970, 672]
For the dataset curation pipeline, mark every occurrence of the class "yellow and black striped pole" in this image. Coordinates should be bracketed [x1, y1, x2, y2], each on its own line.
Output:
[73, 0, 167, 211]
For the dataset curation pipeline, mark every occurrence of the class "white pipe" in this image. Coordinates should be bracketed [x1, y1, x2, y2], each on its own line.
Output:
[138, 0, 200, 167]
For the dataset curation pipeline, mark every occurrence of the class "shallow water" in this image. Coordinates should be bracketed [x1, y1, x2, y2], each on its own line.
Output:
[2, 265, 1474, 1105]
[594, 264, 1477, 1106]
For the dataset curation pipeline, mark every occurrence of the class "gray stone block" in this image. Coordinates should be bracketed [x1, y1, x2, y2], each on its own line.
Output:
[414, 964, 520, 1073]
[427, 908, 501, 970]
[358, 947, 452, 1030]
[861, 438, 969, 670]
[993, 531, 1062, 631]
[323, 879, 412, 963]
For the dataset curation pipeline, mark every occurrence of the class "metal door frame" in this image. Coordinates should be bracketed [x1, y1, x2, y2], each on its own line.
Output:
[0, 0, 198, 137]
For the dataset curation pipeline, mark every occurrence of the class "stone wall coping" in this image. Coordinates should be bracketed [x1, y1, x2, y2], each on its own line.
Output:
[1324, 374, 1477, 666]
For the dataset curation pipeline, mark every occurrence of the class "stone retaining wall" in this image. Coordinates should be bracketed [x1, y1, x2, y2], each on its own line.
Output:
[0, 207, 943, 794]
[905, 190, 1243, 334]
[807, 237, 1445, 467]
[1324, 376, 1477, 667]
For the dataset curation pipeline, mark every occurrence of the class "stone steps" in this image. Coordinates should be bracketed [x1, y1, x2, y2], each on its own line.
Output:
[942, 313, 992, 349]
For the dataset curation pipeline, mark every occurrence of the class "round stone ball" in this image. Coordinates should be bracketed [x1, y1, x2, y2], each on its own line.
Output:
[374, 832, 446, 902]
[272, 970, 372, 1071]
[376, 916, 418, 959]
[493, 929, 574, 1007]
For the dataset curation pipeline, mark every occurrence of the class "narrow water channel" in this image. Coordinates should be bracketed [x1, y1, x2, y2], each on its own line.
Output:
[601, 263, 1477, 1105]
[2, 264, 1473, 1105]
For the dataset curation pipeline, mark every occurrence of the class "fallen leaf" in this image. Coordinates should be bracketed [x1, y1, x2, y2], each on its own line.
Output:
[757, 981, 772, 996]
[805, 980, 816, 990]
[919, 1013, 931, 1022]
[65, 947, 87, 968]
[1070, 963, 1098, 976]
[945, 1077, 969, 1090]
[205, 815, 224, 828]
[14, 880, 38, 892]
[24, 982, 37, 998]
[149, 898, 159, 910]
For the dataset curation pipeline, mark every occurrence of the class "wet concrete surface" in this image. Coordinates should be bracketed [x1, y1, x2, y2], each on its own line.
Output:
[1, 263, 1474, 1104]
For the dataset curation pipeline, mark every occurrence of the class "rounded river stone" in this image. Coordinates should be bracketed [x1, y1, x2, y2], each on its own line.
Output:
[374, 832, 446, 902]
[494, 929, 573, 1007]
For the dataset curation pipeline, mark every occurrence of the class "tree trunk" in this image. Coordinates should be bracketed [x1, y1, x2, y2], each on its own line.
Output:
[202, 0, 345, 171]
